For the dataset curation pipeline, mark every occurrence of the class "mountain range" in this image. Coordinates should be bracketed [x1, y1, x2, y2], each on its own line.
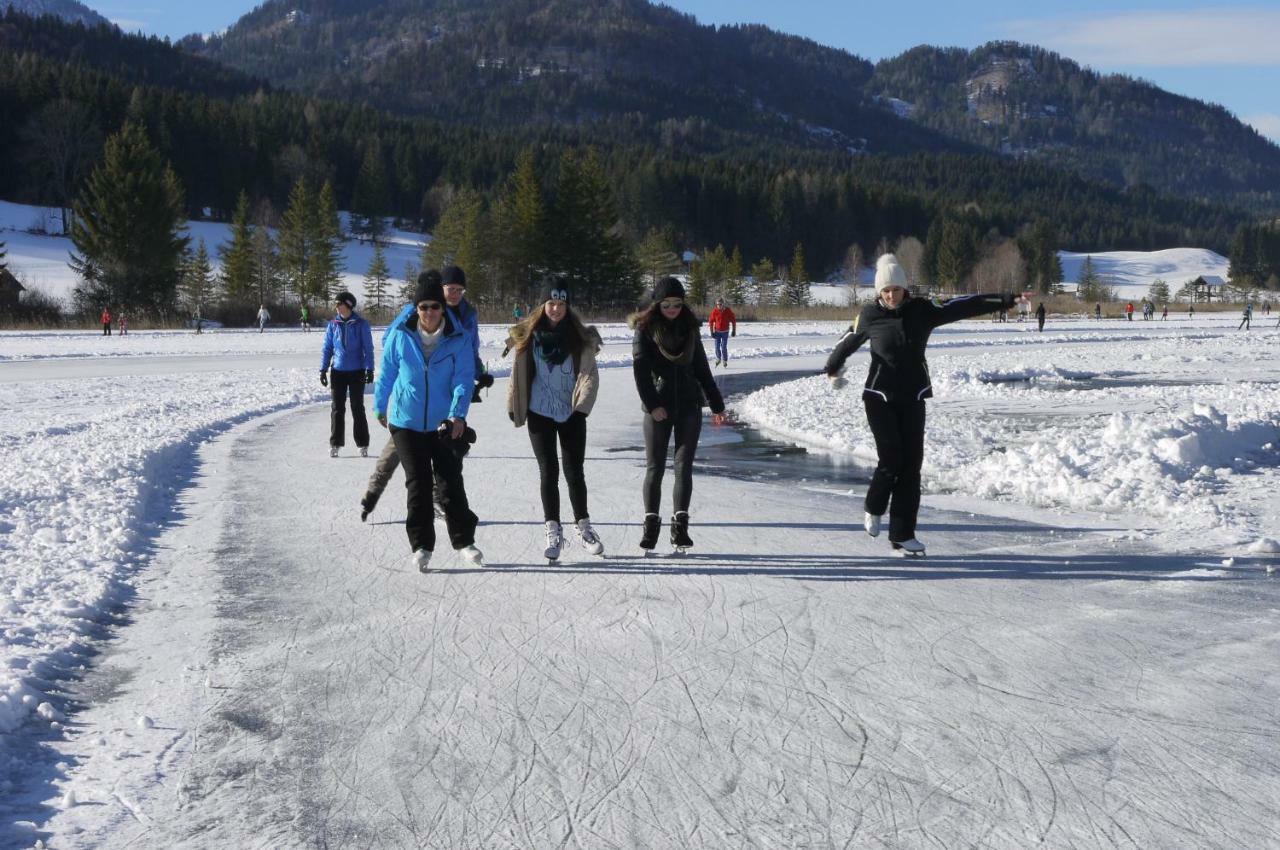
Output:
[180, 0, 1279, 212]
[1, 0, 105, 28]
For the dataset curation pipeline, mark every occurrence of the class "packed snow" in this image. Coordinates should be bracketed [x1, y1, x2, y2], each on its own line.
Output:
[2, 304, 1278, 845]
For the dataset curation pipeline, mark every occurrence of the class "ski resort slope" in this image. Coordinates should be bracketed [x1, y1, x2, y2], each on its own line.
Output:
[2, 318, 1278, 848]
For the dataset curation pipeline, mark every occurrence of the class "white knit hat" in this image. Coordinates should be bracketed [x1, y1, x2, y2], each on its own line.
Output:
[875, 254, 908, 293]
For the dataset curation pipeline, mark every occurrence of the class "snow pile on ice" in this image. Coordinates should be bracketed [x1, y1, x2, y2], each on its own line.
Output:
[737, 329, 1280, 540]
[0, 368, 324, 741]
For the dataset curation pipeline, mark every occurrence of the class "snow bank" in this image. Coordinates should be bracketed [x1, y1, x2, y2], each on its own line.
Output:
[737, 328, 1280, 542]
[0, 368, 325, 740]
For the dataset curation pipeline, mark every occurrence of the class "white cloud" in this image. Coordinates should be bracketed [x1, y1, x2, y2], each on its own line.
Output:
[1002, 8, 1280, 67]
[1245, 113, 1280, 144]
[109, 18, 149, 32]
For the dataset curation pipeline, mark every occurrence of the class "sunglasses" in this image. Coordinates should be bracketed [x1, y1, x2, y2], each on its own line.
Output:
[417, 302, 443, 312]
[659, 299, 684, 310]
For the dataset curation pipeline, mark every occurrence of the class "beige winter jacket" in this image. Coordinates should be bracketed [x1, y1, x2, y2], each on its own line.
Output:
[506, 326, 602, 427]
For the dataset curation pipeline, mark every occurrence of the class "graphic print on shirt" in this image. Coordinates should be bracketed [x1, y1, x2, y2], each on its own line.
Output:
[529, 353, 576, 422]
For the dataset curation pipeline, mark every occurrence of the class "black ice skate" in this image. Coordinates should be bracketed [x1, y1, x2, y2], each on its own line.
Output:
[670, 511, 693, 554]
[639, 513, 662, 554]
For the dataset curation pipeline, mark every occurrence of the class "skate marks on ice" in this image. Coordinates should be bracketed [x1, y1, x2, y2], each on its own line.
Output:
[64, 405, 1280, 848]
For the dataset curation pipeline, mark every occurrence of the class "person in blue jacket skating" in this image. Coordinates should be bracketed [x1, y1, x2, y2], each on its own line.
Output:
[321, 291, 375, 457]
[374, 274, 484, 571]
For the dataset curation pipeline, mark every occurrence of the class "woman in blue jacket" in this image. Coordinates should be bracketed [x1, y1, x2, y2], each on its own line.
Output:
[320, 292, 375, 457]
[373, 275, 484, 571]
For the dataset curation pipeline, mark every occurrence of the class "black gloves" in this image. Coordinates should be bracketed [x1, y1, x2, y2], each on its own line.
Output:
[365, 369, 374, 384]
[731, 329, 736, 337]
[476, 372, 495, 389]
[319, 370, 328, 387]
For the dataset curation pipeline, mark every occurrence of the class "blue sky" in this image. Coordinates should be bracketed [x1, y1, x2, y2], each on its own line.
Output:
[91, 0, 1280, 142]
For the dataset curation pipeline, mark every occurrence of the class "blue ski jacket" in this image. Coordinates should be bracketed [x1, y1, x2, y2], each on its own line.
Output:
[320, 312, 375, 372]
[374, 308, 475, 432]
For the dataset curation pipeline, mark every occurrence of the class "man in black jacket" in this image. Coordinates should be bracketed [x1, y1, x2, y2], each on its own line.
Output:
[825, 254, 1014, 556]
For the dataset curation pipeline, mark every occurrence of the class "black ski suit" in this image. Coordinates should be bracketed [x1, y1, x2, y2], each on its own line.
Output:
[825, 292, 1013, 542]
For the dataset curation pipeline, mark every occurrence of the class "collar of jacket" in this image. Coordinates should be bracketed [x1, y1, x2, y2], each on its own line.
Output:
[332, 312, 361, 325]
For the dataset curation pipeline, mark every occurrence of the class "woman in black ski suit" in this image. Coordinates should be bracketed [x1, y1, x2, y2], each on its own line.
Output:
[825, 254, 1014, 556]
[631, 276, 726, 552]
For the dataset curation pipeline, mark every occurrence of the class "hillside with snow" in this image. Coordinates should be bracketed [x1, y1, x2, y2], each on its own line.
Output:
[0, 201, 428, 307]
[1060, 248, 1232, 301]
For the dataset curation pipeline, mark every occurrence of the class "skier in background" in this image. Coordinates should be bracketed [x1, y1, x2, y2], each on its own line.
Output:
[707, 297, 737, 366]
[825, 254, 1015, 558]
[631, 276, 726, 554]
[505, 276, 606, 561]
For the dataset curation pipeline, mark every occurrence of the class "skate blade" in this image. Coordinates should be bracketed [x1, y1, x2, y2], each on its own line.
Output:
[893, 549, 926, 559]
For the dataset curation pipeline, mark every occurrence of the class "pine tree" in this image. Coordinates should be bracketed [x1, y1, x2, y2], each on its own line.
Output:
[363, 241, 392, 321]
[278, 178, 315, 304]
[219, 190, 255, 305]
[490, 149, 546, 302]
[783, 242, 810, 305]
[70, 122, 188, 314]
[249, 226, 280, 306]
[0, 240, 7, 271]
[750, 257, 776, 306]
[549, 148, 637, 307]
[352, 144, 390, 243]
[1148, 278, 1170, 304]
[636, 227, 681, 287]
[178, 238, 215, 319]
[421, 187, 487, 297]
[1019, 219, 1063, 295]
[400, 261, 419, 305]
[726, 245, 747, 303]
[310, 181, 346, 303]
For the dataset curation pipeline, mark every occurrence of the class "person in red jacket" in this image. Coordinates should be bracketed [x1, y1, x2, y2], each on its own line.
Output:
[1125, 302, 1134, 321]
[707, 297, 737, 366]
[100, 307, 112, 336]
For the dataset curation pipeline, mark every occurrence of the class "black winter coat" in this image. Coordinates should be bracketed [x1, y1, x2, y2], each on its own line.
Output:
[632, 320, 725, 415]
[825, 293, 1013, 402]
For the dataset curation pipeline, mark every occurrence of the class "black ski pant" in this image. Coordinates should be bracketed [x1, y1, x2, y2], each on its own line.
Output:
[642, 406, 703, 515]
[863, 396, 927, 543]
[527, 410, 589, 523]
[1238, 316, 1250, 330]
[1037, 315, 1045, 332]
[390, 426, 477, 553]
[329, 369, 370, 449]
[102, 323, 111, 335]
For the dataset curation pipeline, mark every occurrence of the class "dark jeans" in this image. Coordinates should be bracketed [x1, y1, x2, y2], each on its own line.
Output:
[390, 426, 477, 553]
[642, 407, 703, 515]
[329, 369, 369, 448]
[527, 411, 589, 523]
[863, 396, 927, 543]
[102, 323, 111, 335]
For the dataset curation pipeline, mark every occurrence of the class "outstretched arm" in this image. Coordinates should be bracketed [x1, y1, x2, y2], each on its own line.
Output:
[824, 315, 867, 376]
[929, 293, 1015, 328]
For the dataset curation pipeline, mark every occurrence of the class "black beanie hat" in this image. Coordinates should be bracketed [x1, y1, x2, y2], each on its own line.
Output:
[653, 276, 685, 303]
[441, 265, 467, 288]
[414, 270, 445, 306]
[540, 275, 570, 305]
[335, 290, 357, 309]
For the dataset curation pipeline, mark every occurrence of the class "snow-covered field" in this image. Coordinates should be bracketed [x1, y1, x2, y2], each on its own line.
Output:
[3, 312, 1279, 845]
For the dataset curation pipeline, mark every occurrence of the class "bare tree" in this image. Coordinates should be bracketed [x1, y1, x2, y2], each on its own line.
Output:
[894, 236, 925, 290]
[20, 100, 101, 235]
[968, 239, 1026, 293]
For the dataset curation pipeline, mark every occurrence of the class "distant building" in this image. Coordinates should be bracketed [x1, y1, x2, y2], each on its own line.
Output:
[0, 268, 24, 310]
[1187, 275, 1225, 303]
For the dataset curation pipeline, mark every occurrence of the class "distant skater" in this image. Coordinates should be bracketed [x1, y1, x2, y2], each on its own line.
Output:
[1094, 303, 1102, 321]
[256, 304, 270, 332]
[321, 291, 375, 458]
[1161, 304, 1168, 321]
[118, 312, 128, 335]
[708, 297, 737, 366]
[101, 307, 112, 336]
[1035, 301, 1046, 332]
[825, 254, 1014, 558]
[300, 304, 310, 332]
[505, 276, 606, 561]
[1238, 303, 1252, 330]
[1125, 302, 1134, 321]
[631, 276, 726, 554]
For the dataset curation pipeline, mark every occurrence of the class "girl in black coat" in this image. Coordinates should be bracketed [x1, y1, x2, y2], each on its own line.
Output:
[825, 255, 1014, 556]
[631, 277, 726, 552]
